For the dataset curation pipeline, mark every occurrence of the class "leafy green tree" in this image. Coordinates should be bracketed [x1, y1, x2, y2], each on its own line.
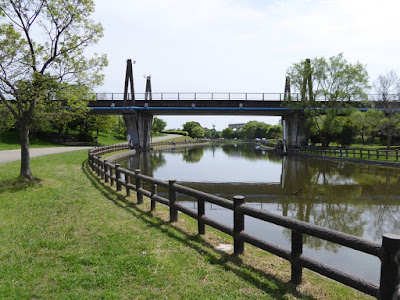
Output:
[0, 0, 107, 179]
[372, 71, 400, 148]
[152, 117, 167, 134]
[191, 126, 204, 139]
[0, 104, 15, 134]
[286, 54, 369, 146]
[241, 121, 270, 140]
[336, 120, 356, 147]
[182, 121, 201, 137]
[349, 111, 369, 145]
[267, 125, 282, 139]
[203, 128, 212, 138]
[221, 127, 234, 139]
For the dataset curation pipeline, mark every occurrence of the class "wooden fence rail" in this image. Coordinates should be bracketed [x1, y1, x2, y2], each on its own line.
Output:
[88, 144, 400, 299]
[300, 146, 400, 162]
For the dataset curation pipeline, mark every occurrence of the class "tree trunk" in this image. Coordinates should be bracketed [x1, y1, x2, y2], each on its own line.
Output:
[387, 134, 392, 149]
[361, 133, 365, 145]
[19, 122, 32, 179]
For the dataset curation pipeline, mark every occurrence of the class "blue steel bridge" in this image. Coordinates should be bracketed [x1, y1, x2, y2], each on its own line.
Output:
[87, 92, 394, 116]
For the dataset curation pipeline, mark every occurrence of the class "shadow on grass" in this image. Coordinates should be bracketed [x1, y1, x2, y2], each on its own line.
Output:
[0, 177, 41, 194]
[82, 161, 315, 300]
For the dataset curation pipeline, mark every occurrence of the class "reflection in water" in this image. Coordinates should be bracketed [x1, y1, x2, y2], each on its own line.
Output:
[120, 143, 400, 283]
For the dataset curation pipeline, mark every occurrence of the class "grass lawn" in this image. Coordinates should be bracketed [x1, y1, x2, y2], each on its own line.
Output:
[0, 150, 372, 299]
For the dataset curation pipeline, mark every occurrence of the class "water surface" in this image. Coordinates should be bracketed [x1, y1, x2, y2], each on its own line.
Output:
[121, 143, 400, 283]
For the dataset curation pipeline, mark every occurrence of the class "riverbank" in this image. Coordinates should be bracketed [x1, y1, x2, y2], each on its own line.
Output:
[0, 150, 372, 299]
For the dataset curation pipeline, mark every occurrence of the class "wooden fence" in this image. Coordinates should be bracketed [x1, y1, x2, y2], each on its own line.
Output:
[88, 144, 400, 299]
[301, 146, 400, 162]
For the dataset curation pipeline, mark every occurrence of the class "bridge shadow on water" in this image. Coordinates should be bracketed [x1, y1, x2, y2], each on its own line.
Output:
[81, 160, 316, 300]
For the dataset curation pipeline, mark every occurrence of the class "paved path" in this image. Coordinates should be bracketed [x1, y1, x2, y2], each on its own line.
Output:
[0, 134, 181, 164]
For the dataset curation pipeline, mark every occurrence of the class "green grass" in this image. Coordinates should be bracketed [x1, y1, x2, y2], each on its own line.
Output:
[0, 131, 62, 150]
[0, 151, 372, 299]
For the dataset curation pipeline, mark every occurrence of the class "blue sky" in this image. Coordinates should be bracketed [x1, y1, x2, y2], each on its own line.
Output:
[92, 0, 400, 130]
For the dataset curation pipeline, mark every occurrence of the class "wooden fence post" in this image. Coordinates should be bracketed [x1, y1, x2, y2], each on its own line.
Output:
[115, 164, 121, 191]
[110, 167, 114, 186]
[377, 150, 379, 160]
[151, 184, 157, 211]
[396, 149, 399, 162]
[368, 149, 371, 159]
[379, 233, 400, 300]
[104, 160, 109, 183]
[169, 179, 178, 222]
[135, 169, 143, 204]
[126, 174, 131, 196]
[198, 196, 205, 235]
[291, 230, 303, 285]
[233, 195, 245, 255]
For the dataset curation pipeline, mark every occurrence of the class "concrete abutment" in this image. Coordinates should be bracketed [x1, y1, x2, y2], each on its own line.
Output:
[123, 112, 153, 149]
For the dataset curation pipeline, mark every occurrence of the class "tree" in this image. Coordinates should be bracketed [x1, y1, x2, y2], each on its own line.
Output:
[286, 54, 369, 146]
[0, 0, 107, 179]
[372, 70, 400, 148]
[191, 126, 204, 139]
[152, 117, 166, 134]
[241, 121, 269, 140]
[221, 127, 233, 139]
[349, 111, 369, 144]
[373, 70, 400, 102]
[182, 121, 201, 137]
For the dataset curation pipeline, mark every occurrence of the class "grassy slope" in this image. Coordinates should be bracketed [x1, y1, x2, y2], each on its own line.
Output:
[0, 151, 371, 299]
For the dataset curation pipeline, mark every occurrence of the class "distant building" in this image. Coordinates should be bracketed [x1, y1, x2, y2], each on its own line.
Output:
[228, 123, 246, 131]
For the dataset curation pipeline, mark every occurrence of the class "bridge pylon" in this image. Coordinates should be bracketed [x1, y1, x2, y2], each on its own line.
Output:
[122, 59, 153, 148]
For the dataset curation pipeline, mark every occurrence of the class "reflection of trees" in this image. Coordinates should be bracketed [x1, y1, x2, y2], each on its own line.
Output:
[183, 147, 204, 163]
[282, 199, 366, 252]
[150, 151, 167, 172]
[220, 143, 282, 162]
[365, 204, 400, 242]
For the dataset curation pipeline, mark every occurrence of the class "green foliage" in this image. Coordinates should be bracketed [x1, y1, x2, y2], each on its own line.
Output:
[191, 126, 205, 139]
[337, 121, 357, 147]
[0, 104, 15, 133]
[0, 0, 107, 178]
[286, 54, 369, 146]
[152, 117, 167, 133]
[182, 121, 201, 137]
[241, 121, 270, 140]
[221, 127, 234, 139]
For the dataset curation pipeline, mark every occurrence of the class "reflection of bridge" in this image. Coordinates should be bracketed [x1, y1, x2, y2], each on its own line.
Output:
[88, 59, 398, 149]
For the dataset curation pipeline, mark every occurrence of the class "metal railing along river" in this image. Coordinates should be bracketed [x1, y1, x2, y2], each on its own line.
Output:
[88, 144, 400, 299]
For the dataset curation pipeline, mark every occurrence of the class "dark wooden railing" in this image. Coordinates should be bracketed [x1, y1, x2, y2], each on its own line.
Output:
[88, 144, 400, 299]
[301, 146, 400, 162]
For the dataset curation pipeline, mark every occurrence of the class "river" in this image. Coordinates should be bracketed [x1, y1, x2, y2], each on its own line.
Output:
[120, 143, 400, 283]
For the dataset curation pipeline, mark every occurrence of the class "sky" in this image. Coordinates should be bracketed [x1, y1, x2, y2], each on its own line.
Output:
[91, 0, 400, 130]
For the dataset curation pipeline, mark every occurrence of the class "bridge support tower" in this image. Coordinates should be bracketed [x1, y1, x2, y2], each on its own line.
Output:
[282, 113, 308, 148]
[122, 59, 153, 149]
[124, 112, 153, 149]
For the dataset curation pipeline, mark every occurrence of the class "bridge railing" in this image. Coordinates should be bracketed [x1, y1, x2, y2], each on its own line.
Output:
[88, 144, 400, 299]
[88, 92, 400, 102]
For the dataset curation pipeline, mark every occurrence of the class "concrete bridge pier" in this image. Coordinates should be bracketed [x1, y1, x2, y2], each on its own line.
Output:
[282, 113, 308, 148]
[123, 112, 153, 149]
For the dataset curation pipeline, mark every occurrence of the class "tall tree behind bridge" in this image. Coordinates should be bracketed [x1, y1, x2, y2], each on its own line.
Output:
[0, 0, 107, 179]
[286, 54, 369, 146]
[373, 70, 400, 148]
